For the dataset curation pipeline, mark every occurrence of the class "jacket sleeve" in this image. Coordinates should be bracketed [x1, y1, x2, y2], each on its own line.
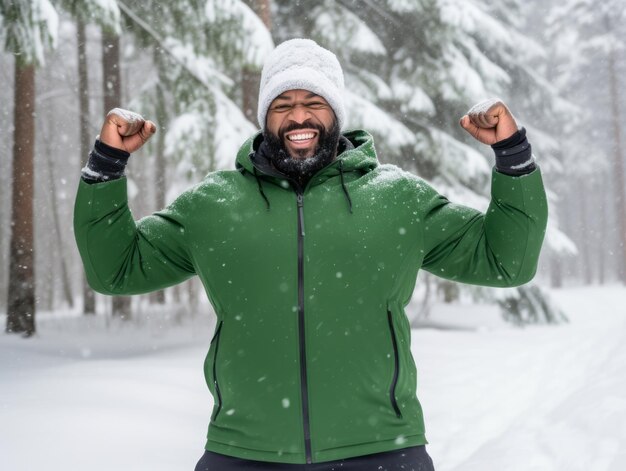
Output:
[73, 177, 196, 295]
[420, 167, 548, 287]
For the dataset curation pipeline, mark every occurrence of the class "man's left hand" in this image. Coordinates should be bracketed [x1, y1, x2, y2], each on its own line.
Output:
[460, 99, 518, 145]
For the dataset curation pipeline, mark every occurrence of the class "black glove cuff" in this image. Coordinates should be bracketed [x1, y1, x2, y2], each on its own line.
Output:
[95, 138, 130, 160]
[491, 127, 536, 176]
[81, 139, 130, 184]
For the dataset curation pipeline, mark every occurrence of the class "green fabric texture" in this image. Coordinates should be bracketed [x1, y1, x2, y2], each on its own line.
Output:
[74, 129, 548, 464]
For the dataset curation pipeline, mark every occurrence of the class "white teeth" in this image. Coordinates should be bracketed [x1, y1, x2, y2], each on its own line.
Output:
[288, 132, 315, 141]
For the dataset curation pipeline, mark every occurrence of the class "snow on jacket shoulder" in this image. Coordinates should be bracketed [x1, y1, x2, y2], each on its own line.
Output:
[73, 129, 548, 464]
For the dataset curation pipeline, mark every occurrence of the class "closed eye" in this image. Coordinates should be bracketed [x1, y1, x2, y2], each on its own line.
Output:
[270, 104, 292, 112]
[304, 102, 328, 109]
[270, 102, 329, 113]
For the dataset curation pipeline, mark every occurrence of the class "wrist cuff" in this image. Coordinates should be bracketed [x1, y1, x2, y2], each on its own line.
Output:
[81, 139, 131, 184]
[491, 127, 536, 176]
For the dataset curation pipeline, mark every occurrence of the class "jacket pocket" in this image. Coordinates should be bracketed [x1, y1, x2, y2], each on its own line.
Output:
[210, 320, 224, 421]
[387, 309, 403, 418]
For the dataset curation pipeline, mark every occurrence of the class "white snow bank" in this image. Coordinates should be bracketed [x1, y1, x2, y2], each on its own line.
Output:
[1, 285, 625, 470]
[419, 285, 626, 470]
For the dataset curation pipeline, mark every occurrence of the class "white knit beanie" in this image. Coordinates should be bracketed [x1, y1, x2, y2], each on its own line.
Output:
[257, 38, 346, 130]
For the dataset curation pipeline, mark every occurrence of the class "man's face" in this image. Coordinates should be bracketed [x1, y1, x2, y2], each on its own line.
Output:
[266, 89, 337, 159]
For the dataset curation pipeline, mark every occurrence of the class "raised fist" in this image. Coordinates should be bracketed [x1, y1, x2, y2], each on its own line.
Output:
[99, 108, 157, 154]
[459, 99, 518, 145]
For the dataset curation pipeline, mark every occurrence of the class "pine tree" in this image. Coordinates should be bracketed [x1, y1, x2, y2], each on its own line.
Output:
[104, 1, 272, 309]
[117, 0, 272, 190]
[544, 0, 626, 284]
[1, 0, 58, 336]
[58, 0, 122, 314]
[448, 0, 575, 322]
[100, 19, 134, 320]
[273, 0, 567, 324]
[242, 0, 272, 123]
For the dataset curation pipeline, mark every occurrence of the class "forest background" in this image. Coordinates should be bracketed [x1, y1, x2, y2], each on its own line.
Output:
[0, 0, 625, 331]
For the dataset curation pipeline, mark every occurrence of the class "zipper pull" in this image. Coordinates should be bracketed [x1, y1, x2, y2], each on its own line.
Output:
[297, 193, 305, 237]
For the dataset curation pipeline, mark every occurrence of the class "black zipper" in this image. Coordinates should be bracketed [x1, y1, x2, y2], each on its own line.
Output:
[211, 320, 224, 422]
[248, 153, 321, 463]
[296, 190, 313, 463]
[387, 310, 403, 418]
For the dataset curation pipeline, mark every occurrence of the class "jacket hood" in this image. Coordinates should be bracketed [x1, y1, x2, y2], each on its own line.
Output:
[235, 129, 379, 182]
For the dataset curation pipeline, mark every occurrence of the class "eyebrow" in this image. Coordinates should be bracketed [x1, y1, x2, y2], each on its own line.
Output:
[274, 92, 320, 101]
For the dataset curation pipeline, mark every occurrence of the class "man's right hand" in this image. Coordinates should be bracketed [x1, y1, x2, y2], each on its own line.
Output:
[99, 108, 157, 154]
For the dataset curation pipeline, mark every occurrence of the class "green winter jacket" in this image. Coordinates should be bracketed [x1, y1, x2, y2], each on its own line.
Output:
[74, 129, 548, 464]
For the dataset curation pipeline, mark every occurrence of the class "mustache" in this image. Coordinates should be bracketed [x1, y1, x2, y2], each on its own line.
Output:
[279, 121, 325, 140]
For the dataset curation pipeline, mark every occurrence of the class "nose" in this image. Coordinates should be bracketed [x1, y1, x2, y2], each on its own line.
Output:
[288, 104, 311, 124]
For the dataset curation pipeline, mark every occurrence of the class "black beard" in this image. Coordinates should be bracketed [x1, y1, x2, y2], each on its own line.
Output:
[262, 119, 341, 188]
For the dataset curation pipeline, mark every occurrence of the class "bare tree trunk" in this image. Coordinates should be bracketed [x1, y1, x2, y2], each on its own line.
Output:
[578, 178, 593, 285]
[6, 63, 36, 336]
[437, 280, 459, 303]
[43, 134, 73, 309]
[550, 149, 564, 288]
[559, 186, 573, 284]
[550, 252, 563, 288]
[606, 16, 626, 284]
[78, 19, 97, 314]
[242, 0, 271, 124]
[172, 284, 181, 304]
[187, 278, 199, 312]
[102, 29, 132, 319]
[598, 170, 607, 284]
[102, 30, 121, 110]
[150, 53, 166, 305]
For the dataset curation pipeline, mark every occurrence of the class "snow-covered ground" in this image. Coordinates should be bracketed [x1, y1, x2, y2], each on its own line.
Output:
[1, 285, 625, 471]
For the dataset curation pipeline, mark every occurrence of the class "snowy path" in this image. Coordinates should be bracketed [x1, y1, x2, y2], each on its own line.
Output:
[419, 287, 626, 470]
[1, 286, 625, 471]
[0, 316, 214, 471]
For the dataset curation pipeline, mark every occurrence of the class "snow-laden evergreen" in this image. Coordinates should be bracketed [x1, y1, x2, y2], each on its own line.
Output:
[272, 0, 570, 320]
[120, 0, 271, 194]
[0, 0, 58, 66]
[57, 0, 120, 32]
[205, 0, 273, 68]
[537, 0, 626, 281]
[2, 0, 607, 318]
[471, 1, 578, 259]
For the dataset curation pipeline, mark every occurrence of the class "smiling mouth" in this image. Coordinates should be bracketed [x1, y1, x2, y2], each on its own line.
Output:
[285, 130, 318, 145]
[283, 129, 319, 157]
[287, 132, 317, 142]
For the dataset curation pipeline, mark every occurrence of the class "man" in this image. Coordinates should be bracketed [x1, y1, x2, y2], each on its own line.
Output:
[74, 39, 547, 470]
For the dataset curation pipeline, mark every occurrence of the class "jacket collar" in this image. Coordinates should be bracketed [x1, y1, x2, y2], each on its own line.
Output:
[235, 129, 379, 189]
